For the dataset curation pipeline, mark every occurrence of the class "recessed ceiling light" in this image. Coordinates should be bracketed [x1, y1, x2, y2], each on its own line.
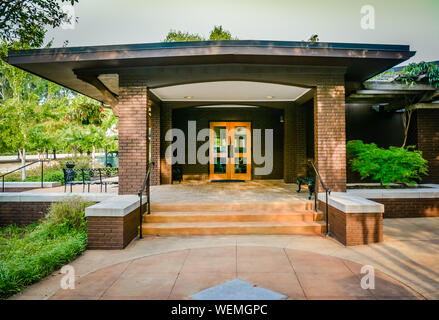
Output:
[184, 96, 193, 99]
[266, 96, 274, 99]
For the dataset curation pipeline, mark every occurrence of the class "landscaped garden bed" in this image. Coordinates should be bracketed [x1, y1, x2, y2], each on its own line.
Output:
[0, 197, 92, 299]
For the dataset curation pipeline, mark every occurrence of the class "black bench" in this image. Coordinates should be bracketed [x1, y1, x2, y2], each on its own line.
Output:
[172, 164, 183, 184]
[296, 176, 315, 200]
[62, 167, 119, 192]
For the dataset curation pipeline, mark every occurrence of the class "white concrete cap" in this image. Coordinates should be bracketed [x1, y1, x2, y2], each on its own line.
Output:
[1, 182, 61, 188]
[0, 192, 115, 203]
[347, 187, 439, 199]
[318, 192, 384, 214]
[85, 195, 147, 217]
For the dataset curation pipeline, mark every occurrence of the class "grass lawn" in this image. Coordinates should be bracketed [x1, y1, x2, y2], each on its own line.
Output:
[0, 197, 93, 299]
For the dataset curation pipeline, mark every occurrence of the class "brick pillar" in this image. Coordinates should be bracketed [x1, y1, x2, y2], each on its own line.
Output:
[118, 79, 149, 194]
[284, 106, 296, 183]
[296, 105, 308, 177]
[417, 109, 439, 183]
[314, 86, 346, 192]
[150, 104, 161, 185]
[284, 105, 308, 183]
[160, 105, 172, 184]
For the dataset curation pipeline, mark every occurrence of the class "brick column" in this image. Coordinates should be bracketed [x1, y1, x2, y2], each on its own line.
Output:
[417, 109, 439, 183]
[284, 106, 296, 183]
[314, 86, 346, 192]
[284, 105, 308, 183]
[118, 79, 149, 194]
[150, 104, 161, 185]
[160, 105, 172, 184]
[296, 105, 308, 177]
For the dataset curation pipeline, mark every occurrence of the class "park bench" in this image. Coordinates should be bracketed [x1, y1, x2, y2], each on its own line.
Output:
[296, 176, 315, 200]
[63, 167, 118, 193]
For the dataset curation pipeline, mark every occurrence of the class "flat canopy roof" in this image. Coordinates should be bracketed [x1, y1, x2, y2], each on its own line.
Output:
[5, 40, 415, 104]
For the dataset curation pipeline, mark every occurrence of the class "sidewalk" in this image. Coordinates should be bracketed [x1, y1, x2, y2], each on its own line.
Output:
[10, 217, 439, 300]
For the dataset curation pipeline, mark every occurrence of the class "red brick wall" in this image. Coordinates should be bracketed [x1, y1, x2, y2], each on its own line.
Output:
[0, 202, 52, 226]
[118, 78, 149, 194]
[318, 200, 383, 246]
[160, 105, 172, 184]
[370, 198, 439, 218]
[150, 104, 161, 185]
[284, 104, 308, 183]
[417, 109, 439, 183]
[86, 204, 145, 250]
[314, 86, 346, 192]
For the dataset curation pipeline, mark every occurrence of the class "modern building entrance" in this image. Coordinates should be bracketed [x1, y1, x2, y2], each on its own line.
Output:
[209, 121, 251, 181]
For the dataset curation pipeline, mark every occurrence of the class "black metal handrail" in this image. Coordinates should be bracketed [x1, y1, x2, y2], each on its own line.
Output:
[138, 164, 153, 239]
[1, 160, 48, 192]
[308, 161, 331, 235]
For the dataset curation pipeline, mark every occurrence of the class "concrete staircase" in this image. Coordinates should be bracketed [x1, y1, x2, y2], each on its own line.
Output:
[141, 201, 326, 235]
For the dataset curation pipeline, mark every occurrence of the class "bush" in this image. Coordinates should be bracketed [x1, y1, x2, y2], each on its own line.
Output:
[0, 197, 93, 299]
[346, 140, 428, 186]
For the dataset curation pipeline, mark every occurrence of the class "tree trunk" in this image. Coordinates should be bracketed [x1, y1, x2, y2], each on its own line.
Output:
[402, 109, 413, 148]
[92, 146, 96, 169]
[18, 148, 26, 181]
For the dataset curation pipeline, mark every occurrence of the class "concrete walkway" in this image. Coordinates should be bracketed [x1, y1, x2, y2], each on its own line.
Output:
[24, 180, 311, 202]
[10, 217, 439, 300]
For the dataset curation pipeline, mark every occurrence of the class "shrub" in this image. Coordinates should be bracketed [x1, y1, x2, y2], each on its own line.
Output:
[0, 197, 92, 299]
[346, 140, 428, 186]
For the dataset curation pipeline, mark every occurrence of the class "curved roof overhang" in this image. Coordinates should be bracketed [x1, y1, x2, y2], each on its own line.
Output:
[5, 40, 415, 106]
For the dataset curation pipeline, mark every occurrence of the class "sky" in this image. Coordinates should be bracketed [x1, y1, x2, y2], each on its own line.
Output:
[45, 0, 439, 65]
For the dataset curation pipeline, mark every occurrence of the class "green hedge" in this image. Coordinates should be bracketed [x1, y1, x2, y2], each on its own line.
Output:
[346, 140, 428, 186]
[0, 197, 92, 299]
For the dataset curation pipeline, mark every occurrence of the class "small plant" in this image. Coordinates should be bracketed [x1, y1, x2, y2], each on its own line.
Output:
[346, 140, 428, 186]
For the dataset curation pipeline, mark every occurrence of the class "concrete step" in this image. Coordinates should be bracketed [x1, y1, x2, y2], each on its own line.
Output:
[143, 211, 323, 223]
[141, 221, 326, 236]
[150, 201, 315, 213]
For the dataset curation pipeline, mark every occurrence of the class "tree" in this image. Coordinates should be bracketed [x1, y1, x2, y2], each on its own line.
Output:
[164, 25, 237, 42]
[0, 0, 79, 47]
[208, 25, 236, 40]
[62, 96, 117, 167]
[164, 30, 203, 42]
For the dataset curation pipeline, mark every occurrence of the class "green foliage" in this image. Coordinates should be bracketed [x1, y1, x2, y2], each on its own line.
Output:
[164, 25, 237, 42]
[0, 0, 79, 48]
[0, 197, 91, 299]
[346, 140, 428, 186]
[164, 30, 204, 42]
[208, 25, 236, 40]
[398, 61, 439, 88]
[66, 96, 106, 125]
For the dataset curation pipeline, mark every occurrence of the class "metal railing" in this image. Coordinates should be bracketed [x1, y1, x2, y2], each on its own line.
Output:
[1, 160, 48, 192]
[308, 161, 331, 235]
[138, 164, 153, 239]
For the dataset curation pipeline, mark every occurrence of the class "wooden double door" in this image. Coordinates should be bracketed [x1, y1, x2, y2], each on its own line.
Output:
[209, 122, 251, 181]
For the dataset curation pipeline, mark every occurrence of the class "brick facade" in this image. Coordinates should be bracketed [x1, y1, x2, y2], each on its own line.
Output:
[318, 200, 383, 246]
[86, 204, 145, 250]
[0, 202, 52, 226]
[118, 78, 149, 194]
[370, 198, 439, 218]
[314, 86, 346, 192]
[160, 105, 172, 184]
[150, 104, 161, 185]
[172, 106, 284, 180]
[417, 109, 439, 183]
[284, 104, 308, 183]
